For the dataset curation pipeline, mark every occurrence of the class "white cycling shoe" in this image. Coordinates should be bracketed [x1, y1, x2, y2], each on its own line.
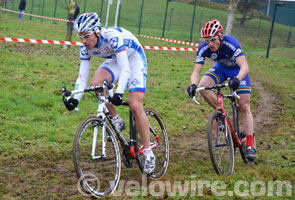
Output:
[143, 150, 156, 174]
[114, 118, 126, 131]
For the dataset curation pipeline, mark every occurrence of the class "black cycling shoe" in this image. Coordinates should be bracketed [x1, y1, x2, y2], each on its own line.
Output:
[246, 146, 257, 161]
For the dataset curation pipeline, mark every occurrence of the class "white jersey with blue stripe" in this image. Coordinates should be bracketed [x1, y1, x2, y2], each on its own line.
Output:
[80, 27, 141, 60]
[74, 27, 145, 101]
[195, 35, 244, 67]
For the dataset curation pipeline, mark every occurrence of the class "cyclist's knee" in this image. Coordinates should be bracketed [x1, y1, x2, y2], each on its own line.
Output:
[91, 79, 102, 86]
[91, 69, 112, 86]
[130, 101, 144, 115]
[239, 103, 251, 113]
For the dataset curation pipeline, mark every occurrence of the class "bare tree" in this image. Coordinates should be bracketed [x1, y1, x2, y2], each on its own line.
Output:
[236, 0, 266, 25]
[225, 0, 240, 35]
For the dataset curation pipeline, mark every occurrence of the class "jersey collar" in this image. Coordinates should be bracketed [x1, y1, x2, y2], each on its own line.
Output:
[96, 34, 104, 48]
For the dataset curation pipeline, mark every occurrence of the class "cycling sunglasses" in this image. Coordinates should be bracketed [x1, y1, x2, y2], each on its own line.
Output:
[204, 35, 219, 44]
[77, 32, 94, 39]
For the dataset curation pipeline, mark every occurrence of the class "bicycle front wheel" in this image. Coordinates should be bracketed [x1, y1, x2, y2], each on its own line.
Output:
[73, 116, 121, 197]
[135, 108, 169, 180]
[207, 111, 234, 175]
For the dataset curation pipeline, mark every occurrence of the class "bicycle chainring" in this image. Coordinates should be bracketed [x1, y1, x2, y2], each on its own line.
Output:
[122, 150, 133, 168]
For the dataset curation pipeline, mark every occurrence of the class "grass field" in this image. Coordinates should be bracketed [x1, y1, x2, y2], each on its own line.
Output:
[1, 2, 295, 199]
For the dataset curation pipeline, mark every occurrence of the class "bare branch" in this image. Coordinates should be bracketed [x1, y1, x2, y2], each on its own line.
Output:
[57, 0, 69, 10]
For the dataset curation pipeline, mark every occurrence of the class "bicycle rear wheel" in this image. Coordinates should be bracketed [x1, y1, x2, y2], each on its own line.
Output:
[207, 111, 234, 175]
[135, 108, 169, 180]
[73, 116, 121, 197]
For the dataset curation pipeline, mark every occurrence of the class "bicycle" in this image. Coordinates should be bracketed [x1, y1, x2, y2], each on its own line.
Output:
[192, 82, 256, 175]
[62, 80, 169, 197]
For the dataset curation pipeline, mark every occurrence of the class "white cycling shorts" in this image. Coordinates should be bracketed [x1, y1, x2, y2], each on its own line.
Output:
[98, 48, 148, 93]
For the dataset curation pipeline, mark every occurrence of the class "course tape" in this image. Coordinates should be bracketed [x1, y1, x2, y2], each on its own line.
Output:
[135, 34, 200, 47]
[0, 37, 198, 51]
[1, 8, 200, 47]
[0, 8, 73, 22]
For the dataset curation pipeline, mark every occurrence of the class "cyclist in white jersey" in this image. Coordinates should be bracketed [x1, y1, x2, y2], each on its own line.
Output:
[63, 13, 155, 174]
[187, 19, 256, 161]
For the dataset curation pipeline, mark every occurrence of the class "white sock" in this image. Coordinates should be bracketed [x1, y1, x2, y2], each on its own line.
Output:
[143, 147, 154, 157]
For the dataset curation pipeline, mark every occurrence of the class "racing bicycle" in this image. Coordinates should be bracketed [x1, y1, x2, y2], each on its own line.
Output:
[62, 80, 169, 197]
[193, 82, 255, 175]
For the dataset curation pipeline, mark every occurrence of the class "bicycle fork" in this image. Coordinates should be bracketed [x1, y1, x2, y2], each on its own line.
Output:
[90, 122, 107, 160]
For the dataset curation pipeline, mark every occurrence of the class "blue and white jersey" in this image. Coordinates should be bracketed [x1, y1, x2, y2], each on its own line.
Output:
[195, 35, 244, 67]
[80, 27, 141, 60]
[74, 27, 147, 101]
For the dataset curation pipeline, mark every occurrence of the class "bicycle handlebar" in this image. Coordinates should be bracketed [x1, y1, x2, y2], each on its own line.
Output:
[192, 82, 240, 105]
[62, 80, 129, 109]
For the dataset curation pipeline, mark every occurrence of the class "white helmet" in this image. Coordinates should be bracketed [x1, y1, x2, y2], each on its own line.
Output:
[74, 12, 101, 33]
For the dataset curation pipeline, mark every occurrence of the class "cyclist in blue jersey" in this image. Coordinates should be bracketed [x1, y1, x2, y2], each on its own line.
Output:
[63, 13, 155, 174]
[187, 19, 256, 161]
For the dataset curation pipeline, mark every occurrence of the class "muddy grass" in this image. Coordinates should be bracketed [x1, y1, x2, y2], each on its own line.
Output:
[0, 51, 284, 199]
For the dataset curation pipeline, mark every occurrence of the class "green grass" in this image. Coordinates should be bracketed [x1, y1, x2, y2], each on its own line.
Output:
[1, 2, 295, 199]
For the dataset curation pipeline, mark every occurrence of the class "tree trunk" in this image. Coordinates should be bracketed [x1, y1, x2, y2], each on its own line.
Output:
[240, 0, 248, 25]
[225, 0, 239, 35]
[64, 0, 76, 49]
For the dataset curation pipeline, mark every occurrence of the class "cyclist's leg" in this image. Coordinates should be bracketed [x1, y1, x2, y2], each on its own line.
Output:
[236, 74, 256, 159]
[128, 47, 149, 149]
[235, 74, 254, 146]
[129, 92, 150, 148]
[199, 64, 226, 109]
[92, 59, 119, 117]
[238, 94, 254, 138]
[128, 47, 156, 173]
[238, 93, 256, 159]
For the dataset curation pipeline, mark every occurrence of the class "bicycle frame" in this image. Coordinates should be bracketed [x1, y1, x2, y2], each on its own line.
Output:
[62, 81, 162, 172]
[194, 83, 245, 148]
[90, 88, 144, 169]
[216, 89, 246, 148]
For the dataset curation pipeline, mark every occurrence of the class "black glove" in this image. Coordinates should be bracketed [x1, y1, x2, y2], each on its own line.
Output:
[111, 93, 123, 106]
[187, 84, 197, 98]
[64, 98, 79, 111]
[229, 77, 241, 91]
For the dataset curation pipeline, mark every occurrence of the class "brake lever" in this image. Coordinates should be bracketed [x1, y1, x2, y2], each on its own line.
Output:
[192, 96, 200, 105]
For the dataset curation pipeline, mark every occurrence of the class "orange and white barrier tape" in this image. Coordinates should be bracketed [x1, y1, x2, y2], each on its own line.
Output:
[135, 34, 200, 47]
[143, 46, 197, 51]
[0, 8, 73, 22]
[0, 37, 198, 51]
[0, 37, 80, 45]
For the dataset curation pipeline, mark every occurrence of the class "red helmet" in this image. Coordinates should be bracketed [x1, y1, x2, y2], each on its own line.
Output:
[201, 19, 223, 38]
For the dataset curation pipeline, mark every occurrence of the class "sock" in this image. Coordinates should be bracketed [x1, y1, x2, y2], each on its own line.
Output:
[246, 134, 254, 147]
[143, 147, 154, 157]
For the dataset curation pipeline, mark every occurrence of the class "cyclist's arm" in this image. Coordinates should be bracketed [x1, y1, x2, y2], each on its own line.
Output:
[115, 48, 130, 94]
[235, 55, 249, 81]
[74, 60, 91, 101]
[190, 63, 203, 85]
